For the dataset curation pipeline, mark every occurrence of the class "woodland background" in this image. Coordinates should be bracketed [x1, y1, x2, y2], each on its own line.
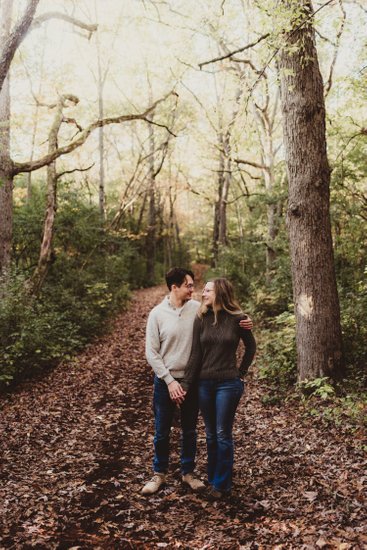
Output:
[0, 1, 366, 547]
[0, 0, 366, 418]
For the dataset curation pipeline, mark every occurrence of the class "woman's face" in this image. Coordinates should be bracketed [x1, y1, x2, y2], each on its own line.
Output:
[202, 281, 215, 307]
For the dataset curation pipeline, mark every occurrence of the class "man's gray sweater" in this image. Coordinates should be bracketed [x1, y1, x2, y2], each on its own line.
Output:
[145, 296, 201, 385]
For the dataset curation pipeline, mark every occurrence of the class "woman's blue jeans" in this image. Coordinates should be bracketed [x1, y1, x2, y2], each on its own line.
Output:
[153, 375, 199, 475]
[199, 378, 244, 492]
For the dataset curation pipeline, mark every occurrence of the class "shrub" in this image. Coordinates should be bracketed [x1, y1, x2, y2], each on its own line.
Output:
[257, 310, 297, 387]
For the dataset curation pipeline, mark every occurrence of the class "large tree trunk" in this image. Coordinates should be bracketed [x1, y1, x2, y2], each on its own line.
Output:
[278, 0, 343, 381]
[0, 0, 13, 276]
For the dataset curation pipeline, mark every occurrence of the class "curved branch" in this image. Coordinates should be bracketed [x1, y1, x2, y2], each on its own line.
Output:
[31, 12, 97, 37]
[56, 163, 95, 181]
[12, 91, 177, 175]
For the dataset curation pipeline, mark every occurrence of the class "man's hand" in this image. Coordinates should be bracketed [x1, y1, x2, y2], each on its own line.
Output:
[168, 380, 186, 404]
[239, 316, 253, 330]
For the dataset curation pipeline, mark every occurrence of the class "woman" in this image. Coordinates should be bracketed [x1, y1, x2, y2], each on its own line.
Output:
[181, 278, 256, 499]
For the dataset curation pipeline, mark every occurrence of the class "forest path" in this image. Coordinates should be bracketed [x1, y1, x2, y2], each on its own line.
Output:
[0, 284, 365, 549]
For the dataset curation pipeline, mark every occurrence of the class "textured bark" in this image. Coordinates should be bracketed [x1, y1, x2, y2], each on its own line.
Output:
[0, 0, 40, 95]
[29, 96, 78, 295]
[278, 0, 343, 380]
[0, 0, 13, 274]
[146, 119, 156, 285]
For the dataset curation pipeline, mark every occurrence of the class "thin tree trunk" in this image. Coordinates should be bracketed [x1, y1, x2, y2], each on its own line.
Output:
[26, 27, 47, 202]
[212, 131, 225, 267]
[146, 118, 156, 284]
[30, 95, 78, 294]
[96, 30, 106, 221]
[218, 133, 231, 245]
[252, 88, 280, 279]
[278, 0, 343, 381]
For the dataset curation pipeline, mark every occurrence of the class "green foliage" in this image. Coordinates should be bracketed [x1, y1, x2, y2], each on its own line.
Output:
[330, 135, 367, 376]
[257, 310, 297, 387]
[298, 377, 335, 400]
[207, 242, 257, 299]
[1, 186, 159, 386]
[298, 377, 367, 429]
[0, 274, 83, 383]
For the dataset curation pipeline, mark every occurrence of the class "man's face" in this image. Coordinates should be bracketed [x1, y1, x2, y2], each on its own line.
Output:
[174, 275, 194, 302]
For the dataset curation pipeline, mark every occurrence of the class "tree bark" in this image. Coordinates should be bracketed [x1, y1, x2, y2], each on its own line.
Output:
[29, 95, 78, 295]
[12, 91, 175, 175]
[278, 0, 343, 381]
[146, 118, 156, 285]
[0, 0, 13, 275]
[212, 131, 225, 267]
[0, 0, 40, 95]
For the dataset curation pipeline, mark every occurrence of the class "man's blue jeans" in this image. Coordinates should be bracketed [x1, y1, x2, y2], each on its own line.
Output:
[199, 378, 244, 492]
[153, 375, 199, 475]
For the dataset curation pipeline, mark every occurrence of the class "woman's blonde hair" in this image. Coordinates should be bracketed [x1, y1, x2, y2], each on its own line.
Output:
[199, 277, 243, 324]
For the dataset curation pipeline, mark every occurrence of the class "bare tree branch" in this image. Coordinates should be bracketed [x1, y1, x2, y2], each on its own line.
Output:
[56, 163, 95, 180]
[31, 12, 97, 37]
[199, 34, 270, 69]
[142, 118, 177, 137]
[244, 0, 336, 104]
[12, 91, 177, 175]
[234, 157, 270, 172]
[324, 0, 346, 97]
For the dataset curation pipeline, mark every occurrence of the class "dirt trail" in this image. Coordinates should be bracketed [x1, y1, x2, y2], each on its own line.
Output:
[0, 285, 365, 549]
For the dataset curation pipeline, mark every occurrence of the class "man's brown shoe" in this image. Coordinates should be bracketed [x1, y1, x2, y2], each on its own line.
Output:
[182, 473, 205, 492]
[141, 473, 166, 495]
[206, 486, 224, 500]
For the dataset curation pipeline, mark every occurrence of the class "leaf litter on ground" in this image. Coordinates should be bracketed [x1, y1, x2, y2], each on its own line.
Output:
[0, 284, 366, 549]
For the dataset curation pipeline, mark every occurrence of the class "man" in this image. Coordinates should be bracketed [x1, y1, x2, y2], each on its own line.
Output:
[142, 267, 252, 495]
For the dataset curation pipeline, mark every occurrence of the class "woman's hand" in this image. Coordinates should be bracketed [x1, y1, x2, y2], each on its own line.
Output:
[239, 316, 253, 330]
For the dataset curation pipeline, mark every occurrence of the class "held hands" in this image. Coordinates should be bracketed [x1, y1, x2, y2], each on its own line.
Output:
[239, 316, 253, 330]
[168, 380, 186, 405]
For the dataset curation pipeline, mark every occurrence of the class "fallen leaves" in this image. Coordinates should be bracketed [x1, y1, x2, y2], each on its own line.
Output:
[0, 284, 366, 548]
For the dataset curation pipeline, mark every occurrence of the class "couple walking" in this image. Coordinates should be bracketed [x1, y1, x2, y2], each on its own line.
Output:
[142, 267, 256, 499]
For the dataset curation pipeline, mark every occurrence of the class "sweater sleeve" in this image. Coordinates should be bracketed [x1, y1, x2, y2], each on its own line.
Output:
[145, 309, 175, 385]
[181, 315, 202, 391]
[238, 322, 256, 378]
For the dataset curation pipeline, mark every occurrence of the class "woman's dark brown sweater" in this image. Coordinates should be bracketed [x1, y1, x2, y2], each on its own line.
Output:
[181, 309, 256, 390]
